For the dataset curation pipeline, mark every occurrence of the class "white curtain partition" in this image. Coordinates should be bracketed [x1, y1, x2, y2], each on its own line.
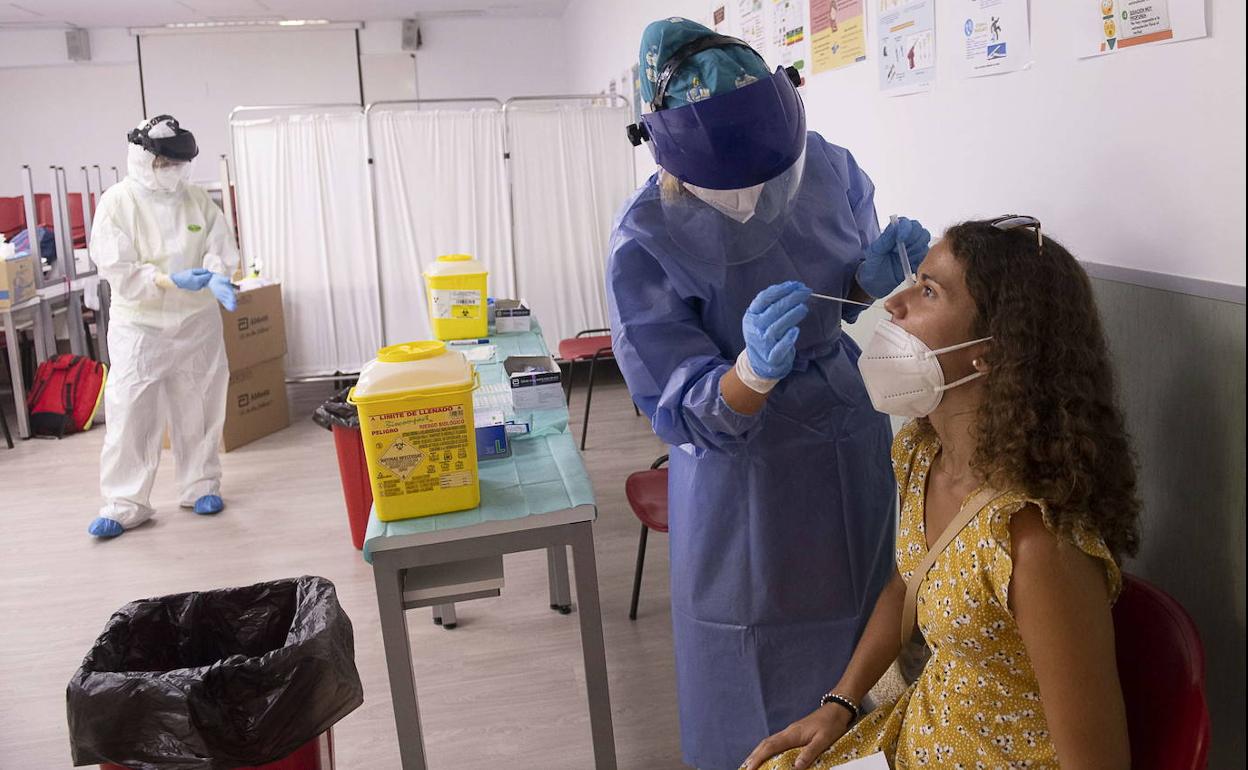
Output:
[506, 103, 635, 345]
[231, 111, 383, 378]
[369, 107, 513, 344]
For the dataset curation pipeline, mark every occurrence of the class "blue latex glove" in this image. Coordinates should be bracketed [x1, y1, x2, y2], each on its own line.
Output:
[170, 268, 213, 291]
[857, 216, 932, 299]
[208, 274, 238, 312]
[742, 281, 811, 380]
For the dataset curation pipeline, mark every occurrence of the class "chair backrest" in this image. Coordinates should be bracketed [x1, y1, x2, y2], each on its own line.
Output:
[1113, 573, 1211, 770]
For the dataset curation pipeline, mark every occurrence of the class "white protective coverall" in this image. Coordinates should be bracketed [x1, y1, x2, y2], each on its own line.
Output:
[91, 120, 240, 529]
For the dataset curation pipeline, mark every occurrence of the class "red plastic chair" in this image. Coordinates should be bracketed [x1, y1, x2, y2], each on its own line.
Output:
[1113, 573, 1210, 770]
[625, 454, 669, 620]
[558, 328, 638, 450]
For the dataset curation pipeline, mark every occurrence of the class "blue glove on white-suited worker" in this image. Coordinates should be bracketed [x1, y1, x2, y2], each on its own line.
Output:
[856, 216, 931, 299]
[737, 281, 811, 393]
[207, 274, 237, 312]
[170, 268, 213, 291]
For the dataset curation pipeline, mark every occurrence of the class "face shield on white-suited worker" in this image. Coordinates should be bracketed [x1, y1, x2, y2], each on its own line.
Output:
[127, 114, 198, 193]
[86, 114, 240, 539]
[627, 30, 808, 266]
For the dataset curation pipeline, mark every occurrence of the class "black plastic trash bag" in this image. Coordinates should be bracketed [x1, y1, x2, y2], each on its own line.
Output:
[67, 576, 363, 770]
[312, 387, 358, 431]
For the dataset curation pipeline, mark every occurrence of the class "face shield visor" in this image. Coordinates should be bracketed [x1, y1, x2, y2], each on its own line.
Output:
[127, 115, 199, 162]
[635, 66, 807, 191]
[630, 69, 808, 265]
[626, 36, 808, 265]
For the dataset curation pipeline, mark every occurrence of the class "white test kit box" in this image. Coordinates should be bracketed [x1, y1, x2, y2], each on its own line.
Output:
[504, 355, 565, 410]
[494, 299, 532, 333]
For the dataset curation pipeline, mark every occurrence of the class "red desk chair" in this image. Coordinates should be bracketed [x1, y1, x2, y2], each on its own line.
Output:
[625, 454, 668, 620]
[1113, 573, 1210, 770]
[558, 328, 638, 450]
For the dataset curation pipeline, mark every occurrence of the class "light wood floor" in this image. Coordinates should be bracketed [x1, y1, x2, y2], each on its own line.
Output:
[0, 369, 687, 769]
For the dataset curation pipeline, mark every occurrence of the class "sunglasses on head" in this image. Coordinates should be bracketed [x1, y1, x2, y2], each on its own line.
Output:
[990, 214, 1043, 250]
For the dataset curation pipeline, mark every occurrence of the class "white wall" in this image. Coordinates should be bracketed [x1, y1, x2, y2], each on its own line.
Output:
[141, 28, 363, 172]
[361, 18, 569, 102]
[561, 0, 1247, 288]
[0, 29, 139, 197]
[0, 17, 569, 197]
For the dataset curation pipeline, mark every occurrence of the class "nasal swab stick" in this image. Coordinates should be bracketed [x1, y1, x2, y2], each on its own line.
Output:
[891, 214, 916, 285]
[810, 292, 874, 308]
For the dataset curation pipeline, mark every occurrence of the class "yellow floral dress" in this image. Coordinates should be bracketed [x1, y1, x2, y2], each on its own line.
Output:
[762, 421, 1120, 770]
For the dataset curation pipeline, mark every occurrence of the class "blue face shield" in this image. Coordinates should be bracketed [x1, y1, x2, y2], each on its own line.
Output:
[633, 66, 807, 191]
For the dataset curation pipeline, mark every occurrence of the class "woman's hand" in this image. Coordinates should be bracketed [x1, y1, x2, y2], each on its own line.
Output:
[741, 704, 853, 770]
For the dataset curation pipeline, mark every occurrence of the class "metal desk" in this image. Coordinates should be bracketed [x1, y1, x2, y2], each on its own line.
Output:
[1, 296, 51, 439]
[361, 324, 616, 770]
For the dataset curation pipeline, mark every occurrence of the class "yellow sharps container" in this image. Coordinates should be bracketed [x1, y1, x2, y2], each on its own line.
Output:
[423, 254, 489, 340]
[348, 341, 480, 521]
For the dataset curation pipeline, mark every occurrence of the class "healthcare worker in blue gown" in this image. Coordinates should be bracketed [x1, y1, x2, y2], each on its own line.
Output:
[607, 19, 931, 770]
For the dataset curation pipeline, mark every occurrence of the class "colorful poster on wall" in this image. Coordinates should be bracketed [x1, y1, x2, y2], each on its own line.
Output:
[712, 3, 729, 32]
[770, 0, 810, 83]
[877, 0, 936, 96]
[811, 0, 868, 74]
[631, 64, 643, 122]
[955, 0, 1032, 78]
[738, 0, 770, 56]
[1081, 0, 1206, 58]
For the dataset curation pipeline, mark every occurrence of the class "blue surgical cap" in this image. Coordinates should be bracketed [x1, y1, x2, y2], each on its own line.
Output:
[639, 17, 772, 111]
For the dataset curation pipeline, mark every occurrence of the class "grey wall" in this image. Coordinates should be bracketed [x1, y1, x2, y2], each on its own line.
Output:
[1090, 274, 1245, 768]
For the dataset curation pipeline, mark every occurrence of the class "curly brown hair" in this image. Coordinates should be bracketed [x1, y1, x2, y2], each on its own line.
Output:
[941, 220, 1141, 559]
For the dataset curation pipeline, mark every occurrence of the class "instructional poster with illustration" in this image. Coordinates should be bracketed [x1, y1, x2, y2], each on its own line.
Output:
[877, 0, 936, 95]
[956, 0, 1032, 78]
[769, 0, 811, 84]
[631, 63, 643, 123]
[1081, 0, 1207, 58]
[738, 0, 770, 56]
[811, 0, 868, 74]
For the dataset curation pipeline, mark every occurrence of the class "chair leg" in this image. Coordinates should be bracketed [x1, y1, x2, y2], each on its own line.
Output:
[581, 352, 601, 451]
[1, 403, 12, 449]
[629, 525, 650, 621]
[633, 401, 640, 417]
[82, 321, 96, 364]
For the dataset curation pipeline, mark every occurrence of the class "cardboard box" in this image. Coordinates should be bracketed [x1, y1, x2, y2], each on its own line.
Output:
[162, 357, 290, 452]
[220, 283, 286, 372]
[493, 299, 532, 333]
[222, 357, 290, 451]
[504, 355, 565, 411]
[0, 255, 37, 310]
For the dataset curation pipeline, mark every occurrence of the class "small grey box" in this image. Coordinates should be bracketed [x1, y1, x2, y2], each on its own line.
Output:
[494, 299, 532, 333]
[401, 19, 422, 51]
[66, 29, 91, 62]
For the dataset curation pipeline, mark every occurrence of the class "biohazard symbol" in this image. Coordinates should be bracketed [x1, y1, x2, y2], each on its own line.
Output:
[378, 439, 425, 480]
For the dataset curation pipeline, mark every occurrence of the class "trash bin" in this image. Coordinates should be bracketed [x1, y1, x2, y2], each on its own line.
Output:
[99, 732, 332, 770]
[313, 388, 372, 550]
[67, 576, 364, 770]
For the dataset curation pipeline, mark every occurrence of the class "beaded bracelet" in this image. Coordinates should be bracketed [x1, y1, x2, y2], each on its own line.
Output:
[818, 691, 860, 722]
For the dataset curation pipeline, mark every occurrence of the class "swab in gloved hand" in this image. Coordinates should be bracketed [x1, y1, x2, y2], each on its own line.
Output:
[809, 292, 874, 308]
[891, 213, 917, 286]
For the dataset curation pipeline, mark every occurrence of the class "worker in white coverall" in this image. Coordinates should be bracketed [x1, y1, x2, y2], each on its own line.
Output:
[87, 115, 240, 538]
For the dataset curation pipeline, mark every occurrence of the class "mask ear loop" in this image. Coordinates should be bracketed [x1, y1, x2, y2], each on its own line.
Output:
[920, 335, 993, 361]
[924, 336, 993, 392]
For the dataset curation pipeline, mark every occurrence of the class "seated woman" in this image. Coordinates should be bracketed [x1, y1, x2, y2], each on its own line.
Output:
[743, 217, 1140, 770]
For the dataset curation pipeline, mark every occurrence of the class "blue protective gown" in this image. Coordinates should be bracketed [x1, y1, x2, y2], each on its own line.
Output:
[607, 134, 896, 770]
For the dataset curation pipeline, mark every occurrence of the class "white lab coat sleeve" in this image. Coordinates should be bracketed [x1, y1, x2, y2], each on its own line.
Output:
[91, 197, 167, 304]
[200, 200, 240, 278]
